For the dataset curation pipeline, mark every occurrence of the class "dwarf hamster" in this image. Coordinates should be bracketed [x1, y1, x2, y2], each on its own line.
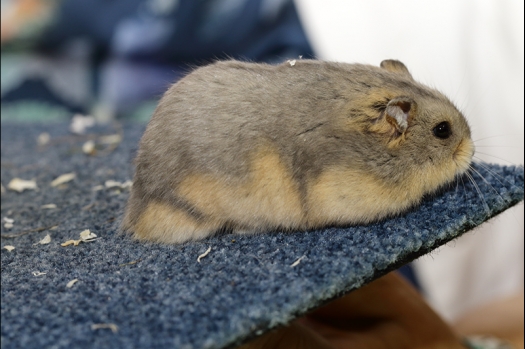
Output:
[121, 59, 474, 244]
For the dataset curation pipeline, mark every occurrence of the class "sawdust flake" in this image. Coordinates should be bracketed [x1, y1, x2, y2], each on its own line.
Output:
[66, 279, 79, 288]
[61, 230, 97, 246]
[70, 114, 95, 134]
[51, 173, 76, 187]
[91, 323, 118, 333]
[35, 234, 51, 245]
[7, 178, 38, 193]
[99, 134, 121, 144]
[82, 140, 96, 155]
[104, 180, 132, 189]
[37, 132, 50, 146]
[80, 229, 97, 242]
[61, 240, 81, 247]
[290, 255, 306, 268]
[197, 246, 212, 263]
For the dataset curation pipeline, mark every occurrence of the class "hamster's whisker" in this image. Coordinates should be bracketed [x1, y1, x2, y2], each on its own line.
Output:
[460, 173, 469, 202]
[459, 172, 465, 191]
[468, 165, 508, 204]
[473, 145, 521, 149]
[473, 151, 515, 165]
[468, 163, 523, 226]
[465, 169, 490, 215]
[472, 159, 515, 189]
[455, 172, 468, 204]
[473, 134, 521, 143]
[454, 175, 460, 192]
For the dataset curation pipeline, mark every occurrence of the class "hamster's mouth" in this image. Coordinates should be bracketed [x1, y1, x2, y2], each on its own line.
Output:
[453, 138, 475, 174]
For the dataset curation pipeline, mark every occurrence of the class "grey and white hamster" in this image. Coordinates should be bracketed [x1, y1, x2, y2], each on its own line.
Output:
[122, 59, 474, 244]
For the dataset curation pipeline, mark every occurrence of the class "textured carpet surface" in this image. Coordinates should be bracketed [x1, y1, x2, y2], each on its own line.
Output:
[1, 123, 523, 349]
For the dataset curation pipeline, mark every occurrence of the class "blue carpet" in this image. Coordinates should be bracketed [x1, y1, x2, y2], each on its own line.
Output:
[1, 123, 523, 349]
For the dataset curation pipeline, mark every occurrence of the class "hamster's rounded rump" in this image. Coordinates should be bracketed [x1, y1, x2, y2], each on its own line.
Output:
[122, 59, 474, 244]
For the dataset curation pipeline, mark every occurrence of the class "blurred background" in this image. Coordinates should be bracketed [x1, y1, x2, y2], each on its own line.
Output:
[1, 0, 315, 122]
[1, 0, 523, 328]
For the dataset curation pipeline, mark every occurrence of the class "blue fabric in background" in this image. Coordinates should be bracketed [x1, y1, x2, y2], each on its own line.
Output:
[6, 0, 314, 116]
[1, 123, 523, 349]
[38, 0, 314, 64]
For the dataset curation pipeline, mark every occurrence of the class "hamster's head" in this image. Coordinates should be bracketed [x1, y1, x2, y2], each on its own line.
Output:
[347, 60, 475, 198]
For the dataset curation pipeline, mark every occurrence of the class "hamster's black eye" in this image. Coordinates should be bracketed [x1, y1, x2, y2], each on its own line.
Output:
[433, 121, 451, 139]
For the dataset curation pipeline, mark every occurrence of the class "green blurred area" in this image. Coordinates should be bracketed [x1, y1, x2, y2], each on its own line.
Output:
[1, 0, 155, 123]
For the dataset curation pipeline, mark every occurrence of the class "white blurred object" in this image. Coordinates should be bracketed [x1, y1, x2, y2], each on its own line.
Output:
[69, 114, 96, 134]
[296, 0, 524, 322]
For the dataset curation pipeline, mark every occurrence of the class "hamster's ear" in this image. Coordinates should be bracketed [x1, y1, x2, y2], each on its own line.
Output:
[384, 97, 414, 135]
[380, 60, 413, 80]
[368, 97, 414, 139]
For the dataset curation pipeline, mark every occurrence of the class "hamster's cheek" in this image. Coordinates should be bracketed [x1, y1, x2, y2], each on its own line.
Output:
[306, 168, 418, 225]
[134, 201, 221, 244]
[408, 156, 461, 198]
